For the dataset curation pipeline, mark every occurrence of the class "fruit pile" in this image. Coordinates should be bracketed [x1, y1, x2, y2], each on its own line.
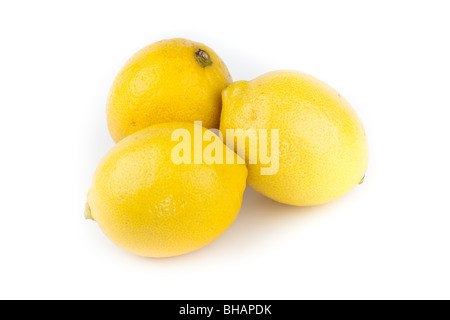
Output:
[85, 38, 368, 258]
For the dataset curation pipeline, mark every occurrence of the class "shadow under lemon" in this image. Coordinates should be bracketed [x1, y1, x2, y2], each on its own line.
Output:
[139, 185, 338, 264]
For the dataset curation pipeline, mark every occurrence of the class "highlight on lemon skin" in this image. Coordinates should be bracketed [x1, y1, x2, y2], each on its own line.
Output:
[220, 70, 368, 207]
[85, 122, 248, 258]
[106, 38, 232, 143]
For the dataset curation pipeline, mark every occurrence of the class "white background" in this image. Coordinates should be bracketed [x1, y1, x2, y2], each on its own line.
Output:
[1, 0, 449, 300]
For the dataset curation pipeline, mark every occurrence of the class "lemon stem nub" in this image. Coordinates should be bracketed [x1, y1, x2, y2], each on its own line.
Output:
[195, 49, 212, 67]
[359, 174, 366, 185]
[85, 202, 94, 221]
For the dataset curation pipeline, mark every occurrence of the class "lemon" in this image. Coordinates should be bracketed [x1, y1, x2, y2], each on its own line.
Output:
[86, 122, 247, 258]
[220, 71, 368, 206]
[107, 38, 232, 143]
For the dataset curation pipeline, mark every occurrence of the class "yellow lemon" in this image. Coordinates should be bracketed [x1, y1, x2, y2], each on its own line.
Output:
[220, 71, 368, 206]
[107, 38, 232, 143]
[86, 122, 247, 258]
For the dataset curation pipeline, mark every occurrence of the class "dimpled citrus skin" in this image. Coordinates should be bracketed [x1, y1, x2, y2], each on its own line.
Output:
[220, 71, 368, 206]
[107, 38, 232, 143]
[87, 122, 247, 258]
